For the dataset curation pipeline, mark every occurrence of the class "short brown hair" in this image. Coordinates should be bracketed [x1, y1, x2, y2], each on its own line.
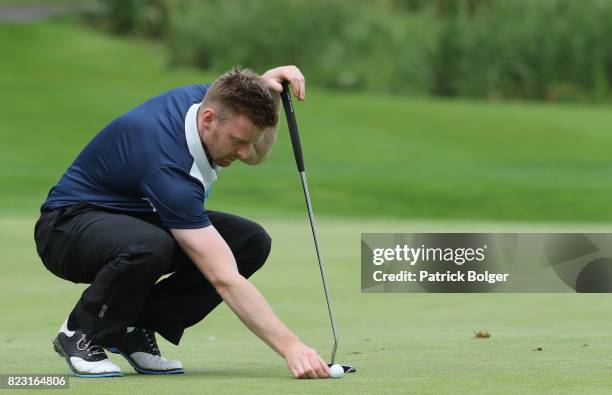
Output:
[202, 67, 278, 130]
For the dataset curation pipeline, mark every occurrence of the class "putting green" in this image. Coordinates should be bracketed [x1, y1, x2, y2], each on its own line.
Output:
[2, 216, 612, 394]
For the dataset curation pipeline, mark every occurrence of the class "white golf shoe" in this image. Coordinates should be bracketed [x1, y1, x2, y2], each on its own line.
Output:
[108, 327, 184, 374]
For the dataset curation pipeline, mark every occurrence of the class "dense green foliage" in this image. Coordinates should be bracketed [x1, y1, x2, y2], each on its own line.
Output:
[97, 0, 612, 102]
[1, 20, 612, 223]
[431, 1, 612, 101]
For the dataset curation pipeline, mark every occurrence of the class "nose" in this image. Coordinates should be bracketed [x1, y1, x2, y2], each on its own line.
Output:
[236, 145, 250, 160]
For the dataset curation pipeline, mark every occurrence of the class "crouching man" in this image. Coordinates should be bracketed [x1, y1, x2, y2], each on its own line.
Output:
[34, 66, 330, 379]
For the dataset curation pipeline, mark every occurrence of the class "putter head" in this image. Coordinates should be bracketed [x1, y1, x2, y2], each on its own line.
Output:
[327, 363, 356, 373]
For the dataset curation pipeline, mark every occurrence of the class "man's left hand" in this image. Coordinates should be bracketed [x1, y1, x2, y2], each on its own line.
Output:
[262, 65, 306, 101]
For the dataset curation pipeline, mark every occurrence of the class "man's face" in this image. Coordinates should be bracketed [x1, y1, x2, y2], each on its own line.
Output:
[200, 108, 261, 167]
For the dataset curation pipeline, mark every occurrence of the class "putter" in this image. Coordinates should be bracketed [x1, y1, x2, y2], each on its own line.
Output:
[280, 82, 355, 374]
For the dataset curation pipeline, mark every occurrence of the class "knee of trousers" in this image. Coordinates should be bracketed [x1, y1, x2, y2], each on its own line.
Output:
[243, 223, 272, 273]
[122, 230, 175, 275]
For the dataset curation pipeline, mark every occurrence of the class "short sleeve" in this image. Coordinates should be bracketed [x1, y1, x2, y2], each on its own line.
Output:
[141, 166, 211, 229]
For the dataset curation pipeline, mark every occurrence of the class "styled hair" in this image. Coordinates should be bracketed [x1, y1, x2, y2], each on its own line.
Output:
[202, 67, 278, 130]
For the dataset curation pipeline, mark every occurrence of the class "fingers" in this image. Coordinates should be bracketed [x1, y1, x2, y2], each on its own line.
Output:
[288, 357, 306, 379]
[292, 365, 303, 378]
[302, 359, 318, 379]
[287, 67, 305, 101]
[291, 77, 305, 101]
[289, 351, 329, 379]
[310, 354, 330, 378]
[290, 360, 312, 379]
[262, 65, 305, 100]
[291, 360, 311, 379]
[267, 79, 283, 94]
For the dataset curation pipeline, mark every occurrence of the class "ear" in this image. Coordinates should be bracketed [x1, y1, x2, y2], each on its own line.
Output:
[201, 107, 217, 129]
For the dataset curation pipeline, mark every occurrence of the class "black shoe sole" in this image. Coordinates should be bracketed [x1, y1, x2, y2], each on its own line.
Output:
[52, 337, 122, 378]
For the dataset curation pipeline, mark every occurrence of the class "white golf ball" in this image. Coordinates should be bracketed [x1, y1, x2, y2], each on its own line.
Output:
[330, 364, 344, 379]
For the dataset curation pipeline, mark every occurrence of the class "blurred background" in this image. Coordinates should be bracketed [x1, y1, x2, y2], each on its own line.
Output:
[2, 2, 612, 392]
[1, 0, 611, 223]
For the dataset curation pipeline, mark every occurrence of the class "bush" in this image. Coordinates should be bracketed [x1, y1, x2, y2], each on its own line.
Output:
[96, 0, 612, 102]
[166, 0, 435, 94]
[99, 0, 169, 37]
[430, 0, 612, 101]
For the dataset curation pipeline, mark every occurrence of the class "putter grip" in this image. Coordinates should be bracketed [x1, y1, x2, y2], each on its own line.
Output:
[280, 81, 305, 172]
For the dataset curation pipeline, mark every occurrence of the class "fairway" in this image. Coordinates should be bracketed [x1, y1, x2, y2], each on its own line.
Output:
[2, 216, 612, 394]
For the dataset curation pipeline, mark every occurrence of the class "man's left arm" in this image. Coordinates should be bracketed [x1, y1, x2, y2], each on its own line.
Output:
[240, 65, 305, 166]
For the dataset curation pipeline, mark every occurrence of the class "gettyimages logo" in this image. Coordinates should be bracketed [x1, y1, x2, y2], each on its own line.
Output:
[372, 244, 487, 266]
[363, 234, 515, 293]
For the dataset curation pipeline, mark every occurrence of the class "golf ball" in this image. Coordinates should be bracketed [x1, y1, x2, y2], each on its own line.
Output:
[330, 364, 344, 379]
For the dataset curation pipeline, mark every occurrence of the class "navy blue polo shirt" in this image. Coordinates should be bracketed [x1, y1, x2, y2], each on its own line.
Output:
[42, 84, 219, 229]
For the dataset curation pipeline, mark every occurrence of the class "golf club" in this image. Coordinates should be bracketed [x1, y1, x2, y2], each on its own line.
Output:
[280, 82, 355, 374]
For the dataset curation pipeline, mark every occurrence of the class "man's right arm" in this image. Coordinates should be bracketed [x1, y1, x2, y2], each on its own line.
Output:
[170, 226, 330, 379]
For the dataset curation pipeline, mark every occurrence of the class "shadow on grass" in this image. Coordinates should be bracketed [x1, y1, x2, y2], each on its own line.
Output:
[113, 368, 284, 380]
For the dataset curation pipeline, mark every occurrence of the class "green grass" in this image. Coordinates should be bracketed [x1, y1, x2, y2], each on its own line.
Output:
[3, 216, 612, 394]
[1, 20, 612, 222]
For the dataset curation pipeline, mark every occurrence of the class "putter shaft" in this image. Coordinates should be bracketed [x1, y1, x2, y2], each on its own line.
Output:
[280, 82, 339, 366]
[299, 171, 338, 365]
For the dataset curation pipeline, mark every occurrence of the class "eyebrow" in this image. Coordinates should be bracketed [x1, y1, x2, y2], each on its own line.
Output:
[232, 136, 250, 144]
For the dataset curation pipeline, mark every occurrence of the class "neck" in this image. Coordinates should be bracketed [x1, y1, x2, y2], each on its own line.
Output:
[196, 106, 214, 166]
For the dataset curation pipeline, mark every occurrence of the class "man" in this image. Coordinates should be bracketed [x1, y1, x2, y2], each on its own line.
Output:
[34, 65, 331, 379]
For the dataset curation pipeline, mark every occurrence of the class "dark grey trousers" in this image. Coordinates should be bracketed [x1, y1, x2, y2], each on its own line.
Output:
[34, 201, 271, 346]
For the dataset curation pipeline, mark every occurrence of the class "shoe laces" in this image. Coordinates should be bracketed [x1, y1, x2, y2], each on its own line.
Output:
[141, 328, 160, 356]
[76, 333, 106, 357]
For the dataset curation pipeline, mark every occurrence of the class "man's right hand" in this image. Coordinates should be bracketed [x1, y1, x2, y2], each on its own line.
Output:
[284, 341, 330, 379]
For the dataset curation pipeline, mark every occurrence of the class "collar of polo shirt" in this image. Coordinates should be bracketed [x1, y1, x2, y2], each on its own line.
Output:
[184, 103, 220, 192]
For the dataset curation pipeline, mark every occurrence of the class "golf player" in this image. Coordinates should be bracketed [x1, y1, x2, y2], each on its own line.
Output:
[34, 65, 331, 379]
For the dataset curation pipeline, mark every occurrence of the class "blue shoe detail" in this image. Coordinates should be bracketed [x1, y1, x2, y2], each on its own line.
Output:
[72, 371, 123, 378]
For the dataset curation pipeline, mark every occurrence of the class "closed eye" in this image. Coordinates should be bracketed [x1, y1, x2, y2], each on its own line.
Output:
[231, 137, 250, 145]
